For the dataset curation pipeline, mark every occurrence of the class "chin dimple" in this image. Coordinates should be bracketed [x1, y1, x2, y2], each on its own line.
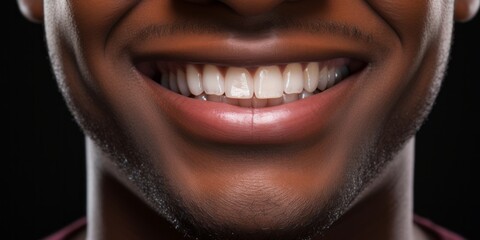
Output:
[138, 59, 352, 108]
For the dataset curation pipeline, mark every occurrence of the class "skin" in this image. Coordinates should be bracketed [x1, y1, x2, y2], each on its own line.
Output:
[18, 0, 479, 240]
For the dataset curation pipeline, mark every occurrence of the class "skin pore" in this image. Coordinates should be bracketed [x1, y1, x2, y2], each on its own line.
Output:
[17, 0, 479, 240]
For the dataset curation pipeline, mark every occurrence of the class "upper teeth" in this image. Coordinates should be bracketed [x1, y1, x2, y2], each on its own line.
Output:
[140, 59, 351, 106]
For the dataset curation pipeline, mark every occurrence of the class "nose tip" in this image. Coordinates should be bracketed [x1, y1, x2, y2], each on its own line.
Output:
[185, 0, 293, 16]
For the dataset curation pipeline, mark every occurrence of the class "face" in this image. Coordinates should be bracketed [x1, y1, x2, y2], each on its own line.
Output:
[20, 0, 476, 239]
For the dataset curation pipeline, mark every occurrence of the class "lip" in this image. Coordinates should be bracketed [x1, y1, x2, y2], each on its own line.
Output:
[129, 33, 373, 145]
[127, 33, 377, 66]
[143, 67, 362, 145]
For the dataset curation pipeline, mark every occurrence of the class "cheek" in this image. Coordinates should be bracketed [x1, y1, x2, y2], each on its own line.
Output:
[69, 1, 137, 47]
[363, 0, 454, 106]
[361, 0, 454, 151]
[365, 0, 452, 49]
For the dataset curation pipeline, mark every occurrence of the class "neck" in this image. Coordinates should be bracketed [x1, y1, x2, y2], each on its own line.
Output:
[86, 138, 419, 240]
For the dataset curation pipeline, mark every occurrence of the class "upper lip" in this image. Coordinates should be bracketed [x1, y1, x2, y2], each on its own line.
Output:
[128, 36, 374, 67]
[124, 20, 381, 67]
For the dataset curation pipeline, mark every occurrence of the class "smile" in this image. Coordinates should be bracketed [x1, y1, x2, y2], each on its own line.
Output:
[137, 57, 367, 144]
[129, 31, 373, 144]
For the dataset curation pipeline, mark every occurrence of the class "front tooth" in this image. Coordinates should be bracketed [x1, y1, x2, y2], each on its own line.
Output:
[186, 64, 203, 96]
[254, 66, 283, 99]
[283, 63, 304, 94]
[177, 69, 190, 96]
[203, 64, 225, 96]
[225, 67, 254, 99]
[304, 62, 319, 92]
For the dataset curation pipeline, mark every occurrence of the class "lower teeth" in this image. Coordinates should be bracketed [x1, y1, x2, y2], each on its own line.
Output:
[192, 90, 320, 108]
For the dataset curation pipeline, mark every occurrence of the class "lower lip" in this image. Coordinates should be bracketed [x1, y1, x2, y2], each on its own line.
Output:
[145, 74, 357, 145]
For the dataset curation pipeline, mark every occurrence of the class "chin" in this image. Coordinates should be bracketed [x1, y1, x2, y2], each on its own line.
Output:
[167, 184, 347, 240]
[107, 146, 376, 240]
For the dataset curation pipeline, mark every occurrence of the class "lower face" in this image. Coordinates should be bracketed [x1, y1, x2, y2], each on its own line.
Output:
[45, 0, 453, 239]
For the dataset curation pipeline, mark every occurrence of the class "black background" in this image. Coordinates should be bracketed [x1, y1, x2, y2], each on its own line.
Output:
[6, 1, 480, 239]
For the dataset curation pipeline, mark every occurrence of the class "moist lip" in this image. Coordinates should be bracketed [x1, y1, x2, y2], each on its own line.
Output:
[142, 61, 366, 145]
[138, 58, 367, 144]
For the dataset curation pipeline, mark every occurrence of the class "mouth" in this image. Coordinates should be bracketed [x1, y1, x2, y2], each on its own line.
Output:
[136, 59, 365, 108]
[135, 56, 367, 145]
[128, 30, 373, 145]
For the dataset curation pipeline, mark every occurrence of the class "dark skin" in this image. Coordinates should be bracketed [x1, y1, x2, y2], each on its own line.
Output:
[18, 0, 479, 240]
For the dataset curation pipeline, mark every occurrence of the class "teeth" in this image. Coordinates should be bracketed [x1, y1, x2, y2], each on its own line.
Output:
[169, 71, 179, 93]
[304, 62, 320, 93]
[207, 94, 223, 103]
[326, 68, 336, 88]
[337, 66, 350, 83]
[186, 64, 203, 96]
[176, 69, 190, 96]
[283, 63, 304, 94]
[268, 97, 283, 107]
[283, 93, 299, 103]
[299, 91, 314, 99]
[195, 93, 208, 101]
[146, 60, 353, 107]
[157, 63, 169, 89]
[224, 97, 239, 105]
[317, 66, 329, 91]
[254, 66, 284, 99]
[238, 99, 252, 108]
[225, 67, 254, 99]
[252, 97, 268, 108]
[203, 64, 225, 96]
